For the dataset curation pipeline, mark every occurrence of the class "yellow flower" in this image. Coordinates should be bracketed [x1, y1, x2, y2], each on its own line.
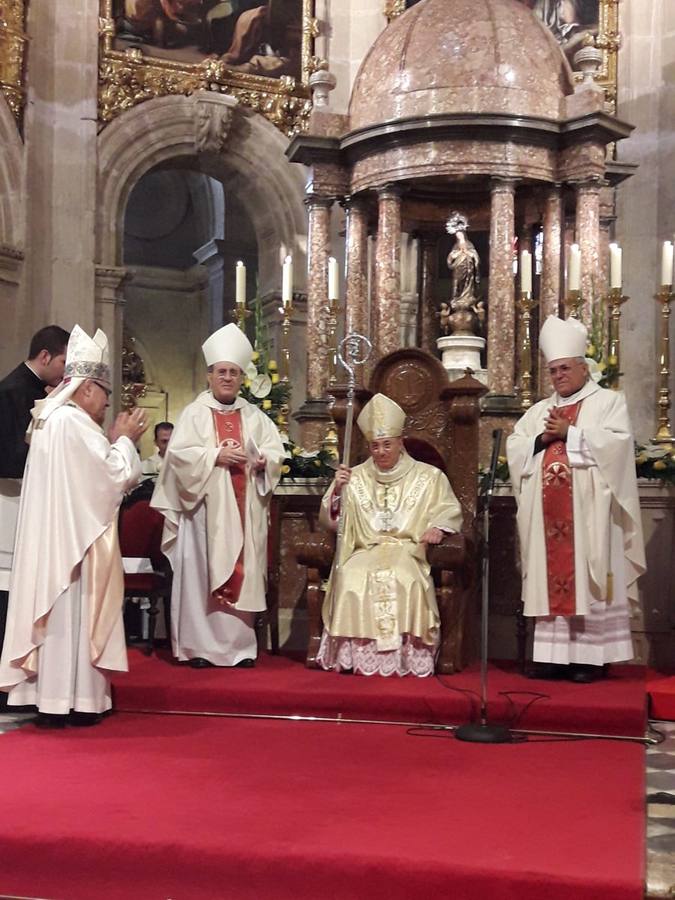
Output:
[271, 373, 280, 384]
[262, 399, 272, 410]
[281, 464, 290, 474]
[314, 459, 322, 467]
[292, 446, 302, 456]
[244, 379, 251, 388]
[268, 360, 278, 372]
[653, 460, 667, 471]
[586, 344, 596, 357]
[276, 415, 285, 425]
[608, 355, 618, 366]
[497, 455, 507, 465]
[251, 351, 259, 362]
[636, 453, 649, 465]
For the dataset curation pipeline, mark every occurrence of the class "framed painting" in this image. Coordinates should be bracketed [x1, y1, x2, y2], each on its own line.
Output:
[99, 0, 320, 135]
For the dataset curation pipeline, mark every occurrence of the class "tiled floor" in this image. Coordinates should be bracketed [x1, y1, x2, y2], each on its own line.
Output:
[646, 721, 675, 898]
[1, 711, 674, 897]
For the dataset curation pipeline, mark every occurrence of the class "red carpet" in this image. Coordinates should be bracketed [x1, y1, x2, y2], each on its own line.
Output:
[0, 712, 644, 900]
[648, 669, 675, 720]
[113, 649, 648, 737]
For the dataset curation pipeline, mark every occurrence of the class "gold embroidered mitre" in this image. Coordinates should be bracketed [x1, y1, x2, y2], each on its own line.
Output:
[357, 393, 406, 441]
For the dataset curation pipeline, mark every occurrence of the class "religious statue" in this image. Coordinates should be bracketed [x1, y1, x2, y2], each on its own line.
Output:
[440, 212, 485, 337]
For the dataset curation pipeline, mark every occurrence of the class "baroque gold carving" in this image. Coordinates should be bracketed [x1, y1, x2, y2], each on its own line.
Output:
[98, 1, 315, 136]
[0, 0, 27, 123]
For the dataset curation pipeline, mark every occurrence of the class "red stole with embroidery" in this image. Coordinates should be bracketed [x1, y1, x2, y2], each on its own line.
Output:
[542, 401, 581, 617]
[212, 409, 246, 605]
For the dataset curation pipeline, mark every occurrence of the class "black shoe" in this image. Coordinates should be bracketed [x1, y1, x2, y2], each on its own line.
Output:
[189, 657, 215, 669]
[234, 658, 255, 669]
[525, 663, 569, 680]
[35, 712, 68, 730]
[68, 711, 103, 727]
[568, 664, 607, 684]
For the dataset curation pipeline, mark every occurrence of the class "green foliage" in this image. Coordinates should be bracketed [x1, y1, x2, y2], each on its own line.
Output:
[634, 443, 675, 485]
[281, 443, 336, 480]
[585, 306, 620, 388]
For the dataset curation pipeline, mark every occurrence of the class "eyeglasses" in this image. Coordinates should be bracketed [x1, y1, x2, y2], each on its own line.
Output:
[92, 381, 112, 398]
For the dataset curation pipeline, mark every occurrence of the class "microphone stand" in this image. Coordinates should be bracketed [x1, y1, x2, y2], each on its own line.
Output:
[455, 429, 513, 744]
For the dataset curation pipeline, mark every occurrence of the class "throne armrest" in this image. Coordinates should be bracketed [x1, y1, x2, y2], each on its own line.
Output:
[427, 532, 468, 571]
[296, 530, 335, 574]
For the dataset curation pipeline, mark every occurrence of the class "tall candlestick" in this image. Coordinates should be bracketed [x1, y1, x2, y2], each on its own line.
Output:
[661, 241, 674, 287]
[520, 249, 532, 295]
[609, 243, 622, 289]
[328, 256, 339, 301]
[568, 243, 581, 292]
[282, 255, 293, 307]
[235, 260, 246, 306]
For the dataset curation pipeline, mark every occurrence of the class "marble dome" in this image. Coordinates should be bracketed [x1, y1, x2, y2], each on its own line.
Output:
[349, 0, 574, 131]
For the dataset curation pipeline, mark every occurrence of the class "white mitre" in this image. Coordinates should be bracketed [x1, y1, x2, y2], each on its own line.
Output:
[357, 393, 406, 441]
[539, 315, 587, 363]
[31, 325, 111, 425]
[202, 323, 253, 370]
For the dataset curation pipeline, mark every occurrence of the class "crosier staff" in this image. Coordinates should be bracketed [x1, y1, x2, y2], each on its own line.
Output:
[325, 333, 372, 619]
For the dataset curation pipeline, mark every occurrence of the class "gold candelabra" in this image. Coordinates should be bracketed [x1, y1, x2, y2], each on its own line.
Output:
[563, 289, 584, 321]
[231, 302, 251, 331]
[604, 287, 628, 390]
[653, 285, 675, 448]
[279, 297, 294, 383]
[517, 291, 537, 409]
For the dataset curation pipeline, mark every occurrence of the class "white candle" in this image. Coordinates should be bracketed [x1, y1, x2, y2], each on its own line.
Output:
[661, 241, 674, 287]
[328, 256, 339, 301]
[568, 243, 581, 292]
[235, 260, 246, 306]
[520, 249, 532, 295]
[609, 242, 622, 290]
[282, 255, 293, 307]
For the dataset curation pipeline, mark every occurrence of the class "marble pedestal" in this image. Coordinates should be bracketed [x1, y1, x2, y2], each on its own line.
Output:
[437, 334, 488, 385]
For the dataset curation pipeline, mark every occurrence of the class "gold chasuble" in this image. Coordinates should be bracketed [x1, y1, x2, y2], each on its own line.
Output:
[318, 452, 461, 675]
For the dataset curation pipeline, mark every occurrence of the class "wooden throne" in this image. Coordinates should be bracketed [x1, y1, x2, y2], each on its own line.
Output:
[295, 348, 486, 675]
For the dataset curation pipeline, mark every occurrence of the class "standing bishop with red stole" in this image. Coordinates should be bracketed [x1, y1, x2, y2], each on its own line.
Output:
[507, 316, 646, 683]
[152, 324, 285, 669]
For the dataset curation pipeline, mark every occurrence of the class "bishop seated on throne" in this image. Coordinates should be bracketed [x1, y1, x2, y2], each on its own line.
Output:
[316, 393, 462, 678]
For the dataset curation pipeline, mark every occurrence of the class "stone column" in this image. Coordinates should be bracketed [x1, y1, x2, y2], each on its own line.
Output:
[373, 185, 402, 360]
[296, 195, 333, 449]
[487, 178, 516, 400]
[94, 266, 127, 413]
[193, 239, 226, 333]
[23, 0, 99, 331]
[343, 196, 369, 341]
[399, 233, 418, 347]
[417, 233, 439, 355]
[575, 178, 603, 319]
[539, 185, 564, 395]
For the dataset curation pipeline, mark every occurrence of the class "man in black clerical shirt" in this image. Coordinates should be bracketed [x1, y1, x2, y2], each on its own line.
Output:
[0, 325, 70, 705]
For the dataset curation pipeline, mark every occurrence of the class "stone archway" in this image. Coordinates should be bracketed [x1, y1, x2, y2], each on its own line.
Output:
[96, 91, 308, 409]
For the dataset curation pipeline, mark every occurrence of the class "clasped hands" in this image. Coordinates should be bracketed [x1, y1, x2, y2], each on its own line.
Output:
[109, 408, 148, 444]
[541, 406, 570, 445]
[216, 442, 266, 472]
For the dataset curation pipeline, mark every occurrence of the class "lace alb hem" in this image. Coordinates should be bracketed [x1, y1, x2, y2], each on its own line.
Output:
[317, 631, 437, 677]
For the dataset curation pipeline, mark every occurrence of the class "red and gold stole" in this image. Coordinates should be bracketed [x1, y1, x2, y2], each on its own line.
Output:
[212, 409, 246, 605]
[542, 401, 581, 617]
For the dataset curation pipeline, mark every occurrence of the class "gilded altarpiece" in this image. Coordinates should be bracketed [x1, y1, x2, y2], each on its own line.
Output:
[0, 0, 27, 123]
[98, 0, 320, 135]
[385, 0, 620, 109]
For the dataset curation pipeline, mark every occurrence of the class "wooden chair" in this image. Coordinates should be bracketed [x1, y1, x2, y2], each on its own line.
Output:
[296, 348, 486, 674]
[118, 492, 172, 656]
